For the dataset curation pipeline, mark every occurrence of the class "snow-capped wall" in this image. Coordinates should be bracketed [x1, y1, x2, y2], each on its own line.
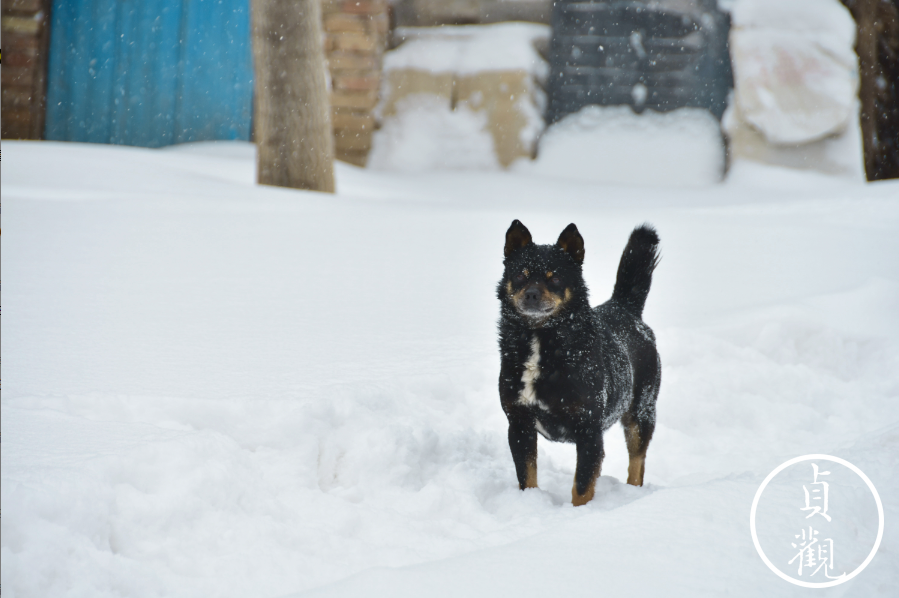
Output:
[370, 23, 550, 170]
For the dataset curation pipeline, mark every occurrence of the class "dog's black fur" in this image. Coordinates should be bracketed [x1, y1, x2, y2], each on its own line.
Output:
[497, 221, 661, 505]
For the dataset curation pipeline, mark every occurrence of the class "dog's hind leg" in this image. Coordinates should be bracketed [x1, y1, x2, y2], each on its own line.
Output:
[623, 344, 660, 487]
[622, 411, 654, 486]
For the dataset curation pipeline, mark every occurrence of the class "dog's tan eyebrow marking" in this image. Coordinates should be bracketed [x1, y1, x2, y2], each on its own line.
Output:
[546, 271, 553, 278]
[523, 268, 529, 277]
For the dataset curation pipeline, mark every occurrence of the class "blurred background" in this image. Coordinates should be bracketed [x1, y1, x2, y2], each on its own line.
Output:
[2, 0, 897, 181]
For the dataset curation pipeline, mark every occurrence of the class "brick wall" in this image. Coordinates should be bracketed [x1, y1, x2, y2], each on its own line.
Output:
[1, 0, 51, 140]
[322, 0, 390, 166]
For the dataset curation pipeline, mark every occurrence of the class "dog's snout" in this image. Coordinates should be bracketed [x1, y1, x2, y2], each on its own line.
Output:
[524, 285, 541, 306]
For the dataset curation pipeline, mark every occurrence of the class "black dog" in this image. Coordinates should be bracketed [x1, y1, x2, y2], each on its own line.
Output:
[497, 220, 661, 505]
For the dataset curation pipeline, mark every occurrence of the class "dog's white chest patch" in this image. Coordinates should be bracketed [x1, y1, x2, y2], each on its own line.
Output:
[518, 336, 541, 406]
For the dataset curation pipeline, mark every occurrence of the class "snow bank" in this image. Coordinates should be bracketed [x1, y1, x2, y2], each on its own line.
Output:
[368, 95, 501, 171]
[729, 31, 857, 144]
[524, 105, 725, 186]
[3, 141, 898, 598]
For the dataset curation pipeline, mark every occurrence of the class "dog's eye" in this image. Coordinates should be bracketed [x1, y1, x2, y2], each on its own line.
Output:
[515, 273, 526, 282]
[552, 277, 561, 285]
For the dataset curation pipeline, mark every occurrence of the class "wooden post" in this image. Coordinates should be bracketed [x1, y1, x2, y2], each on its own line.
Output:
[842, 0, 899, 181]
[252, 0, 335, 192]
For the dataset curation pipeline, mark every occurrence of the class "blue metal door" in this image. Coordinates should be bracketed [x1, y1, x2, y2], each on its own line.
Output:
[45, 0, 253, 147]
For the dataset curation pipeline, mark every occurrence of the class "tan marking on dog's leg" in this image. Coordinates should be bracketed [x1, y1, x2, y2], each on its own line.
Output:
[623, 417, 646, 486]
[571, 465, 600, 506]
[525, 459, 538, 489]
[627, 454, 646, 487]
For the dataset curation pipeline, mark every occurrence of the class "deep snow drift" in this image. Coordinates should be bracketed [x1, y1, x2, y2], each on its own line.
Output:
[524, 106, 726, 185]
[2, 141, 898, 598]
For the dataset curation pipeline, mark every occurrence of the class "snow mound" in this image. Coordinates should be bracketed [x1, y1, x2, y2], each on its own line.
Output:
[526, 105, 724, 186]
[728, 0, 858, 145]
[367, 95, 501, 171]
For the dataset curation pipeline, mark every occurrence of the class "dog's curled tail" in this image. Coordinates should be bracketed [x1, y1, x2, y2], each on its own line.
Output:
[611, 224, 660, 319]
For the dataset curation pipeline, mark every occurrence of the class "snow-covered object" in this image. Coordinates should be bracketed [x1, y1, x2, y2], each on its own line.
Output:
[368, 95, 501, 171]
[374, 23, 550, 169]
[729, 0, 858, 145]
[526, 105, 724, 186]
[385, 22, 550, 80]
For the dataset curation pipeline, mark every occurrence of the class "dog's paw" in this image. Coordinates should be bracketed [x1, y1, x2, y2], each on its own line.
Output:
[571, 483, 595, 507]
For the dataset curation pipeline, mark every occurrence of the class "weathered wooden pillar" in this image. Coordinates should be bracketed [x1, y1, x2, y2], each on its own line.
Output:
[842, 0, 899, 181]
[252, 0, 336, 192]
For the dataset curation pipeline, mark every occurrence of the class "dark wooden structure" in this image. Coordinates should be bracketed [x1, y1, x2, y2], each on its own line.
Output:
[1, 0, 52, 139]
[841, 0, 899, 181]
[545, 0, 732, 124]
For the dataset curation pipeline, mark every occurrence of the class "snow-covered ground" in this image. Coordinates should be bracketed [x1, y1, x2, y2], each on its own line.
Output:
[2, 141, 898, 597]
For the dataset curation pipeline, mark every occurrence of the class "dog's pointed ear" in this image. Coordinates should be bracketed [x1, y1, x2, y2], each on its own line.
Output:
[556, 223, 585, 264]
[504, 220, 533, 257]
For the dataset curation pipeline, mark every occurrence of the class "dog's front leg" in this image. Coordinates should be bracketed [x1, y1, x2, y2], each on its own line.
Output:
[507, 414, 538, 490]
[572, 427, 604, 506]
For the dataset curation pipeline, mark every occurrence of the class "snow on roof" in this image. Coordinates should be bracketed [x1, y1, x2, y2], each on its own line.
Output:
[385, 22, 550, 78]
